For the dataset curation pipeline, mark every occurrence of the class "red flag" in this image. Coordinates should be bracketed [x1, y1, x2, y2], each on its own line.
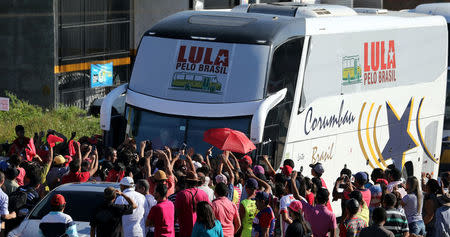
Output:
[68, 140, 76, 156]
[25, 138, 36, 161]
[47, 135, 64, 148]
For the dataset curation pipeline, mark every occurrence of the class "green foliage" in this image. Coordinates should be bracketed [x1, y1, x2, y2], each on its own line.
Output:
[0, 91, 101, 143]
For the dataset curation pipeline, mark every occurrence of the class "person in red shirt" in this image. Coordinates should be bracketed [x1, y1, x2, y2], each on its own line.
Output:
[310, 163, 333, 212]
[147, 183, 175, 237]
[212, 182, 241, 237]
[175, 171, 210, 237]
[61, 143, 98, 184]
[147, 150, 176, 197]
[8, 125, 30, 157]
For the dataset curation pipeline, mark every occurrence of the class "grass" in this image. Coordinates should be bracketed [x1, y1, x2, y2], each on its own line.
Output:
[0, 92, 101, 143]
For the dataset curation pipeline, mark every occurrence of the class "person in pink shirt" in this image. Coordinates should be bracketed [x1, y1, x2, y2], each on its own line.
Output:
[212, 183, 241, 237]
[291, 172, 337, 237]
[300, 188, 337, 237]
[147, 183, 175, 237]
[175, 171, 210, 237]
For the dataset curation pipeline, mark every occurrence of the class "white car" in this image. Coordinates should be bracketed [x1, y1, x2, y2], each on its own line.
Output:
[8, 182, 120, 237]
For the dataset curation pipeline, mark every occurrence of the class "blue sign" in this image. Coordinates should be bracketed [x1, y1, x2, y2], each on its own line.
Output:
[91, 62, 113, 88]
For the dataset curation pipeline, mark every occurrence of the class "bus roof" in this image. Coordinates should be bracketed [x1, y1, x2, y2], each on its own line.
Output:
[414, 3, 450, 22]
[147, 11, 306, 46]
[147, 6, 446, 47]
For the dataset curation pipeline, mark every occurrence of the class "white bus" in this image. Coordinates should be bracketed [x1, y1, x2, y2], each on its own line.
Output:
[101, 3, 448, 213]
[411, 3, 450, 173]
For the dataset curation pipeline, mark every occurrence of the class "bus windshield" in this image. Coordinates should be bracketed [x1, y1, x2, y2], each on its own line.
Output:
[126, 106, 252, 154]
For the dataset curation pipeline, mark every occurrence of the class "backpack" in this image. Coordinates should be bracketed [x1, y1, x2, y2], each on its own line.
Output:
[8, 189, 28, 212]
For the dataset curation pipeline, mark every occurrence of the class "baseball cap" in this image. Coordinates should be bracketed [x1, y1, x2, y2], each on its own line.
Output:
[53, 155, 66, 165]
[354, 172, 369, 184]
[281, 165, 293, 176]
[239, 155, 253, 166]
[154, 170, 168, 181]
[255, 191, 270, 202]
[310, 163, 325, 175]
[246, 178, 258, 190]
[289, 200, 303, 213]
[51, 194, 66, 206]
[119, 177, 134, 187]
[253, 165, 265, 175]
[215, 174, 228, 184]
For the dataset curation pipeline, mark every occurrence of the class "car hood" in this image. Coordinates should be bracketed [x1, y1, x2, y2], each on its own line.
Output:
[8, 219, 91, 237]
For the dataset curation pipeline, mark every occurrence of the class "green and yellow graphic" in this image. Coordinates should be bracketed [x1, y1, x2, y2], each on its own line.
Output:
[171, 72, 222, 93]
[342, 55, 362, 85]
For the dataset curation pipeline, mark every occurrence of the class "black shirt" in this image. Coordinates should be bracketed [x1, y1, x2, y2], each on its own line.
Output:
[285, 219, 311, 237]
[90, 201, 133, 237]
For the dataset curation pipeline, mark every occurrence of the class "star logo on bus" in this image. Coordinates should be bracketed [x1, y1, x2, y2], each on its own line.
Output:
[218, 55, 227, 63]
[381, 98, 419, 168]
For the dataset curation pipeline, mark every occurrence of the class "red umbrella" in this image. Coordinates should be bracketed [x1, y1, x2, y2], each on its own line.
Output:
[203, 128, 256, 154]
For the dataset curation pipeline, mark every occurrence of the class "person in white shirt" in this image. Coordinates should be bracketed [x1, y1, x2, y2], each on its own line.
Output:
[198, 172, 214, 202]
[386, 166, 407, 198]
[136, 179, 157, 237]
[115, 177, 146, 237]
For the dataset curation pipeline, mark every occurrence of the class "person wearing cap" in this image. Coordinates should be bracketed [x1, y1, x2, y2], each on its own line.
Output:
[147, 150, 176, 197]
[310, 163, 333, 212]
[175, 171, 210, 237]
[252, 192, 275, 237]
[90, 187, 137, 237]
[339, 198, 368, 237]
[46, 155, 69, 189]
[238, 178, 258, 237]
[360, 207, 394, 237]
[238, 155, 252, 171]
[197, 171, 214, 202]
[279, 165, 296, 236]
[216, 152, 236, 202]
[115, 176, 146, 237]
[433, 191, 450, 237]
[39, 194, 78, 237]
[212, 183, 240, 237]
[285, 200, 312, 237]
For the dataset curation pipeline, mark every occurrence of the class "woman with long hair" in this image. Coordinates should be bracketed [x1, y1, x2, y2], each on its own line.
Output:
[401, 176, 426, 235]
[191, 201, 223, 237]
[285, 200, 312, 237]
[422, 178, 442, 236]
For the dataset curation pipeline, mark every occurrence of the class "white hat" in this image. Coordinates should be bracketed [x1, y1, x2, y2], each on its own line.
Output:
[194, 161, 202, 170]
[119, 177, 134, 187]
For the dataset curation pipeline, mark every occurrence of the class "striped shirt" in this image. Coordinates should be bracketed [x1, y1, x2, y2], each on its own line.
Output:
[39, 211, 78, 237]
[384, 208, 409, 237]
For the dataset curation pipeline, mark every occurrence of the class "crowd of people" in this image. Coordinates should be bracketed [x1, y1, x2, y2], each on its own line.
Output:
[0, 124, 449, 237]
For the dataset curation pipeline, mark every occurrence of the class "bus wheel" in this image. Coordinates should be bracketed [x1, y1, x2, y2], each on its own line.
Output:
[210, 87, 215, 93]
[185, 84, 191, 90]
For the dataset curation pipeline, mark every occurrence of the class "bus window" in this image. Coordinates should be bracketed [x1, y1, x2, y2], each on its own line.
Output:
[266, 38, 304, 102]
[262, 38, 304, 166]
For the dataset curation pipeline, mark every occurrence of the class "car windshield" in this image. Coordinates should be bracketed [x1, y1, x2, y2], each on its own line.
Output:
[29, 191, 104, 222]
[127, 106, 252, 154]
